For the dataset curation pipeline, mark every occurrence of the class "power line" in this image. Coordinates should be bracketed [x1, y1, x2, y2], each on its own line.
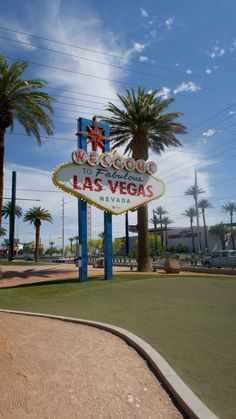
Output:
[1, 25, 236, 88]
[5, 54, 234, 106]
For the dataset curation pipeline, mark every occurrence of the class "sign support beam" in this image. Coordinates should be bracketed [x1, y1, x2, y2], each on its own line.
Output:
[103, 123, 113, 280]
[77, 118, 89, 282]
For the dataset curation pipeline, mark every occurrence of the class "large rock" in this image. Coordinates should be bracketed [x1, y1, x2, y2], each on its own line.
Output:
[163, 258, 181, 274]
[93, 258, 104, 268]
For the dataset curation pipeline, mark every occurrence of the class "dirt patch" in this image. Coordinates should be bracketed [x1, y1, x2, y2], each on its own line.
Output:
[0, 263, 231, 289]
[0, 312, 182, 418]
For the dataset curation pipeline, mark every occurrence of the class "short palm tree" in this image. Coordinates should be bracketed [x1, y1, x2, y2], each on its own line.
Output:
[155, 206, 168, 248]
[24, 207, 53, 262]
[68, 237, 74, 254]
[209, 222, 230, 250]
[0, 226, 6, 237]
[0, 54, 55, 227]
[103, 88, 186, 271]
[150, 211, 159, 256]
[198, 199, 213, 252]
[222, 202, 236, 250]
[182, 207, 197, 253]
[2, 201, 23, 220]
[162, 216, 174, 249]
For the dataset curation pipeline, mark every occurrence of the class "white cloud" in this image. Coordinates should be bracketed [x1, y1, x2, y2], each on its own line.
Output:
[174, 81, 201, 94]
[157, 87, 171, 99]
[150, 30, 157, 38]
[209, 42, 225, 58]
[15, 33, 37, 50]
[140, 7, 148, 18]
[206, 67, 212, 74]
[139, 55, 149, 62]
[229, 111, 235, 115]
[202, 129, 216, 137]
[165, 17, 175, 30]
[186, 69, 192, 74]
[132, 42, 146, 52]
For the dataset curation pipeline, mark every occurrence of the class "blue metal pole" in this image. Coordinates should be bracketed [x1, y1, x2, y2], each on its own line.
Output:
[77, 118, 90, 282]
[102, 123, 113, 280]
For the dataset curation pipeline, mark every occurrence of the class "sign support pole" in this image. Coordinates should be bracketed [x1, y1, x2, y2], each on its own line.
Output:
[103, 123, 113, 280]
[77, 118, 89, 282]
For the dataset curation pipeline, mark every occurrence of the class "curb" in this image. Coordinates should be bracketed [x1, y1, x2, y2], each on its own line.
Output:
[0, 309, 218, 419]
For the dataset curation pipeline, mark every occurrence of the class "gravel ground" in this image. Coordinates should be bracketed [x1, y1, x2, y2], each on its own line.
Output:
[0, 312, 182, 419]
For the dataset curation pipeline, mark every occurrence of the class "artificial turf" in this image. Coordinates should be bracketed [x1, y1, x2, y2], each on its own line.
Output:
[0, 274, 235, 418]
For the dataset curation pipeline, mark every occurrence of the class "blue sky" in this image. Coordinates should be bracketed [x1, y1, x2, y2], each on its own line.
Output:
[1, 0, 236, 248]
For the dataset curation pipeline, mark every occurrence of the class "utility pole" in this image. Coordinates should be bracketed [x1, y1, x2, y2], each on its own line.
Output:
[195, 169, 201, 253]
[8, 171, 16, 260]
[62, 197, 65, 257]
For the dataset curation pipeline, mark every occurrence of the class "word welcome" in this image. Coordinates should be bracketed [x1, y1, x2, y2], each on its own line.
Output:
[72, 149, 157, 175]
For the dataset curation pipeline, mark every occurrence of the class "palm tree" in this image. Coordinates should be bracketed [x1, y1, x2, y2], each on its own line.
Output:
[49, 241, 55, 257]
[185, 184, 205, 252]
[0, 226, 6, 237]
[0, 54, 55, 227]
[68, 237, 74, 255]
[222, 202, 236, 250]
[2, 201, 23, 219]
[24, 207, 53, 262]
[182, 207, 197, 253]
[98, 231, 105, 254]
[209, 222, 230, 250]
[162, 216, 174, 249]
[198, 199, 213, 252]
[155, 206, 168, 248]
[103, 88, 186, 271]
[150, 211, 159, 256]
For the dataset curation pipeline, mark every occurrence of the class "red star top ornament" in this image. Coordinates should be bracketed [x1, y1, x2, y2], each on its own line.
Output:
[76, 115, 109, 151]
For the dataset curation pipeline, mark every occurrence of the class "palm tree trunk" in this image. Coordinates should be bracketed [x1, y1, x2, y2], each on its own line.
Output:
[230, 212, 235, 250]
[165, 226, 168, 248]
[190, 221, 195, 253]
[35, 224, 40, 262]
[137, 206, 153, 271]
[0, 127, 5, 227]
[133, 138, 152, 272]
[202, 210, 208, 251]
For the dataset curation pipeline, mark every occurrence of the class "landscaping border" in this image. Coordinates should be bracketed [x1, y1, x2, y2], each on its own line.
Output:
[0, 309, 218, 419]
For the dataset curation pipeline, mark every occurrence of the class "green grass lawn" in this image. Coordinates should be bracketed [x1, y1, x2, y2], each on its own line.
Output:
[0, 274, 235, 418]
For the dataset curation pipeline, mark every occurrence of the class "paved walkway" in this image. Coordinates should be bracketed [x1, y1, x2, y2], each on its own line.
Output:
[0, 312, 182, 419]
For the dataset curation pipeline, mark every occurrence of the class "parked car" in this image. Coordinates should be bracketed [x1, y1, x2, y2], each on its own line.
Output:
[203, 250, 236, 268]
[52, 257, 66, 263]
[24, 256, 34, 261]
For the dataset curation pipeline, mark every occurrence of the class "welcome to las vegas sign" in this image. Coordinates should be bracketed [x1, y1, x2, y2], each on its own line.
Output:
[52, 149, 165, 215]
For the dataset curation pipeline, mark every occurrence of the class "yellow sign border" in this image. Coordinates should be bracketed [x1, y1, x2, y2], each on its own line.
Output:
[52, 162, 165, 215]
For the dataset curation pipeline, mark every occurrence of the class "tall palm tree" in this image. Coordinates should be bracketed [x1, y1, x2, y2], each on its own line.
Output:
[209, 222, 230, 250]
[162, 216, 174, 249]
[222, 202, 236, 250]
[24, 207, 52, 262]
[0, 54, 55, 227]
[185, 184, 205, 252]
[182, 207, 197, 253]
[198, 199, 213, 252]
[155, 206, 168, 248]
[103, 88, 186, 271]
